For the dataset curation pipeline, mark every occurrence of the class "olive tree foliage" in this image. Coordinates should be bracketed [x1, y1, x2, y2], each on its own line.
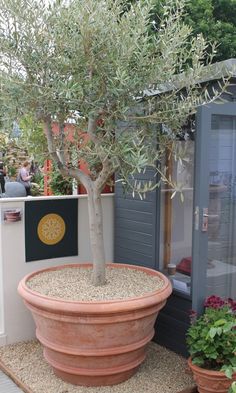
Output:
[18, 115, 48, 165]
[0, 0, 225, 285]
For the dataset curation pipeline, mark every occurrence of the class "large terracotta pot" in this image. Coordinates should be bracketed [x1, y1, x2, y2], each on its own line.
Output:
[18, 263, 172, 386]
[188, 358, 236, 393]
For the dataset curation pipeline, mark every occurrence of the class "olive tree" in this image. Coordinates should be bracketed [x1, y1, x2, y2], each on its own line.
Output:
[0, 0, 224, 285]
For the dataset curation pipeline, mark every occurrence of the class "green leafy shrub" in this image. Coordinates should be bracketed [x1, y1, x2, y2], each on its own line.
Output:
[187, 296, 236, 382]
[49, 165, 73, 196]
[7, 165, 17, 178]
[230, 381, 236, 393]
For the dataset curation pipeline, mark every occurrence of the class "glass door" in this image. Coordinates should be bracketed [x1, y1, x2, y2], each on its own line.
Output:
[159, 120, 195, 296]
[192, 102, 236, 312]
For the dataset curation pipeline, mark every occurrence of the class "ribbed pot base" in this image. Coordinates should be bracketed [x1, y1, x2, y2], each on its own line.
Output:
[53, 365, 138, 386]
[43, 342, 147, 386]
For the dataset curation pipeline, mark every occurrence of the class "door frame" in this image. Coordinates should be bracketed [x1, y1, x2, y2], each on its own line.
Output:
[192, 101, 236, 313]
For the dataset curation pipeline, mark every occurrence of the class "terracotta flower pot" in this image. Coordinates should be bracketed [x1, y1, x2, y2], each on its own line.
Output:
[188, 358, 236, 393]
[18, 263, 172, 386]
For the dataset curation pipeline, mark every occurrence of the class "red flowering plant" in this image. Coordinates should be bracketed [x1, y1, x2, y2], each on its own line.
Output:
[186, 295, 236, 389]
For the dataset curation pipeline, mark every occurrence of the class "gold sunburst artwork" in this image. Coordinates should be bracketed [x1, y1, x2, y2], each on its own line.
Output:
[37, 213, 66, 245]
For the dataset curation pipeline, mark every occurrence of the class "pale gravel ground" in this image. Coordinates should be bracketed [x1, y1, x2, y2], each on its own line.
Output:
[27, 266, 165, 301]
[0, 340, 193, 393]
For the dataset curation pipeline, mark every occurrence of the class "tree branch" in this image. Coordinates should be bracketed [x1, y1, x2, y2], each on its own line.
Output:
[87, 115, 100, 144]
[43, 117, 92, 191]
[95, 158, 114, 192]
[58, 117, 66, 165]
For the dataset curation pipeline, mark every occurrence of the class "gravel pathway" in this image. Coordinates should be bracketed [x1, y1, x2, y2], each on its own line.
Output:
[0, 340, 193, 393]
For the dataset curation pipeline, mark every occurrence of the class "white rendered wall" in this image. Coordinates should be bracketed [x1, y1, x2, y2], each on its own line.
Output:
[0, 194, 114, 345]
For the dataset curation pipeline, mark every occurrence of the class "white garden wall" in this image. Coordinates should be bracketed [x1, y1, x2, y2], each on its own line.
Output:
[0, 194, 114, 345]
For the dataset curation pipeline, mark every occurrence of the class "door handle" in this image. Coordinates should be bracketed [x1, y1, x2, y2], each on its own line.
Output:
[202, 209, 220, 232]
[203, 214, 219, 219]
[194, 206, 199, 230]
[202, 208, 208, 232]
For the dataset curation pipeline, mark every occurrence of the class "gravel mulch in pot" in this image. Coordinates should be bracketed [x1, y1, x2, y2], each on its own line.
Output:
[26, 266, 166, 301]
[0, 340, 195, 393]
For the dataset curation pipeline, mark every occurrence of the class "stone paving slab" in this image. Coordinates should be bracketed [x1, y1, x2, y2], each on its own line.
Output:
[0, 369, 25, 393]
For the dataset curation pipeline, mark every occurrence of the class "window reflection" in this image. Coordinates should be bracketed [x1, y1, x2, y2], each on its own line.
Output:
[207, 115, 236, 299]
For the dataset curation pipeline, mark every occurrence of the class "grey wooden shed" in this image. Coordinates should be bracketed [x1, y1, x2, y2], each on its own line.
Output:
[114, 59, 236, 355]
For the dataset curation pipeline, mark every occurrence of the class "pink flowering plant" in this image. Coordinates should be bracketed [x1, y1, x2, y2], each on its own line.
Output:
[187, 296, 236, 388]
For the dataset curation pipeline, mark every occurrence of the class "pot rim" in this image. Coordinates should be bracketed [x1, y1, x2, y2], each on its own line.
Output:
[188, 357, 236, 378]
[18, 263, 172, 313]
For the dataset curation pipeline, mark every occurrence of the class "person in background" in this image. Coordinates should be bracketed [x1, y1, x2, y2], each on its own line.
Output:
[0, 162, 7, 193]
[17, 161, 32, 195]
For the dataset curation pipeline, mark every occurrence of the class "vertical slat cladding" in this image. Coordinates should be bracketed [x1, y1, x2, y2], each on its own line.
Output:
[115, 168, 158, 269]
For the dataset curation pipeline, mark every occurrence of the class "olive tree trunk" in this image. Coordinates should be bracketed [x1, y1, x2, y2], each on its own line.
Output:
[44, 117, 111, 287]
[87, 186, 106, 286]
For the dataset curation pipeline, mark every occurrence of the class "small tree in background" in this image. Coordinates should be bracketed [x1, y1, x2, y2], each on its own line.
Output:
[0, 0, 226, 285]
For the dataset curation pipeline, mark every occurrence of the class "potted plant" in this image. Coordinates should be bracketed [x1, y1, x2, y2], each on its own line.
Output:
[187, 296, 236, 393]
[0, 0, 227, 387]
